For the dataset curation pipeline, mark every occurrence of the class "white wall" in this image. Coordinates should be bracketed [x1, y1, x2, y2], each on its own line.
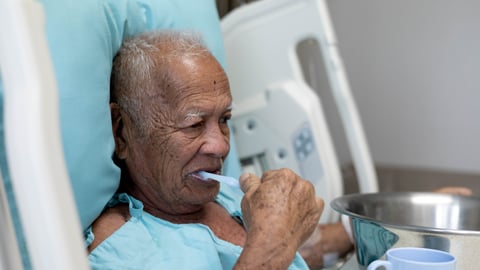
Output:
[323, 0, 480, 174]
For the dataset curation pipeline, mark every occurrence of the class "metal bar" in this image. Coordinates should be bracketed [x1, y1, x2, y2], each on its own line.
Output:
[0, 173, 23, 270]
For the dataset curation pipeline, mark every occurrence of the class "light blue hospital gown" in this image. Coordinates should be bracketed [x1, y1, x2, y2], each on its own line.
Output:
[85, 184, 309, 270]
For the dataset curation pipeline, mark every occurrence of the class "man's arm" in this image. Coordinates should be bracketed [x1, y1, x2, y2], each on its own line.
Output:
[234, 169, 324, 269]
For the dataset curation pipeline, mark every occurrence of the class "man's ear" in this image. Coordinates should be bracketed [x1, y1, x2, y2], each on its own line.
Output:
[110, 103, 129, 160]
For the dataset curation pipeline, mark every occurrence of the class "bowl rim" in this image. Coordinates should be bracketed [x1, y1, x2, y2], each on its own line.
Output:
[331, 191, 480, 235]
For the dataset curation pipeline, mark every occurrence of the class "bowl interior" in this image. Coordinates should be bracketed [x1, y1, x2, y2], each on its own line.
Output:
[331, 192, 480, 231]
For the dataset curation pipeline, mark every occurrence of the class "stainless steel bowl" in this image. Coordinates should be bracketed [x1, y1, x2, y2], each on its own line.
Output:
[331, 192, 480, 270]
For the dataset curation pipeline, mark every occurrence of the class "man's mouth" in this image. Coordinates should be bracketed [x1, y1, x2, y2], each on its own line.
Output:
[190, 169, 221, 182]
[196, 171, 240, 187]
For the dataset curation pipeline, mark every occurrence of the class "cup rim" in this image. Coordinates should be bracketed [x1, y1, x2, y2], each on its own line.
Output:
[387, 247, 456, 265]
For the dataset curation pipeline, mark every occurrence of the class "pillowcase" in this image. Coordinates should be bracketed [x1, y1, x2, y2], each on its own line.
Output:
[0, 0, 240, 236]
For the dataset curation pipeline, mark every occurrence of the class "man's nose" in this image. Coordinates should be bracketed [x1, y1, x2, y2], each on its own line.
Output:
[201, 125, 230, 158]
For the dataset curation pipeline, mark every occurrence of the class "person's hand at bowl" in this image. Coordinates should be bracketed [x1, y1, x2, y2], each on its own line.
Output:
[298, 221, 353, 269]
[434, 186, 473, 196]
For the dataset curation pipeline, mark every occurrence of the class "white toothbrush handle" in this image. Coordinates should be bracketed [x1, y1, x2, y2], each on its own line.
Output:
[199, 171, 239, 188]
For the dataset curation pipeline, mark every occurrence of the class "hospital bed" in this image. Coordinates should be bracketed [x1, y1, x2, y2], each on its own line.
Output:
[221, 0, 378, 223]
[0, 0, 88, 269]
[0, 0, 376, 269]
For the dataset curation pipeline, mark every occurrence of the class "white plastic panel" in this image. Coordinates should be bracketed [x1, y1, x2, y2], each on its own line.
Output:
[222, 0, 378, 220]
[232, 80, 342, 223]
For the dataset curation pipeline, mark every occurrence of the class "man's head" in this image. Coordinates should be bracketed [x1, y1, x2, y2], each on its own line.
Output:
[110, 31, 232, 215]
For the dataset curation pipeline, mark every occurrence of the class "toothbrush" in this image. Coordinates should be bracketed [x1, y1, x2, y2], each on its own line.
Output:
[198, 171, 240, 188]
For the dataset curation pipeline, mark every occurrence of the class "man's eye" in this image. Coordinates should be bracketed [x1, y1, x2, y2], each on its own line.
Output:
[190, 122, 205, 129]
[220, 115, 231, 124]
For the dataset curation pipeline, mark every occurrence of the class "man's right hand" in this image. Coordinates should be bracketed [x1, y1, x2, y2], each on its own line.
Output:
[234, 168, 324, 269]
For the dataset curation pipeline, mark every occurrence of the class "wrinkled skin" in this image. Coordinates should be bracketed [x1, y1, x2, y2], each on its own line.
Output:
[93, 50, 324, 269]
[237, 170, 324, 269]
[112, 54, 233, 221]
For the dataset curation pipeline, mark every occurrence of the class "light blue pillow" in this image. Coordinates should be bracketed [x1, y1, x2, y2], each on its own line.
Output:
[0, 1, 241, 264]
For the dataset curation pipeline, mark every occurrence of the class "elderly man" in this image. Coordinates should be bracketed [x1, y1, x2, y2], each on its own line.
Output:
[85, 30, 324, 269]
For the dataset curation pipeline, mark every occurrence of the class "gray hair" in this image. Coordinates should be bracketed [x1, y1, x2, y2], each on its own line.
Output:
[110, 30, 211, 137]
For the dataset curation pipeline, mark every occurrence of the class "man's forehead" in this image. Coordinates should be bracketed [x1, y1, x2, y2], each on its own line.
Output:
[140, 53, 231, 108]
[163, 74, 230, 104]
[142, 86, 232, 113]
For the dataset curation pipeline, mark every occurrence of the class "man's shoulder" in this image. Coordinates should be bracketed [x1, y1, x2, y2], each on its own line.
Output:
[87, 204, 130, 253]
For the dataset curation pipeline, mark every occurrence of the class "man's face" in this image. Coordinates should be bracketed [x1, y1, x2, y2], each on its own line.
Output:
[125, 54, 232, 215]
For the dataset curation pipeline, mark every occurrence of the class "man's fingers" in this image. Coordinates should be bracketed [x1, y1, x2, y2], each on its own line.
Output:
[316, 197, 325, 213]
[239, 173, 261, 194]
[434, 186, 473, 196]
